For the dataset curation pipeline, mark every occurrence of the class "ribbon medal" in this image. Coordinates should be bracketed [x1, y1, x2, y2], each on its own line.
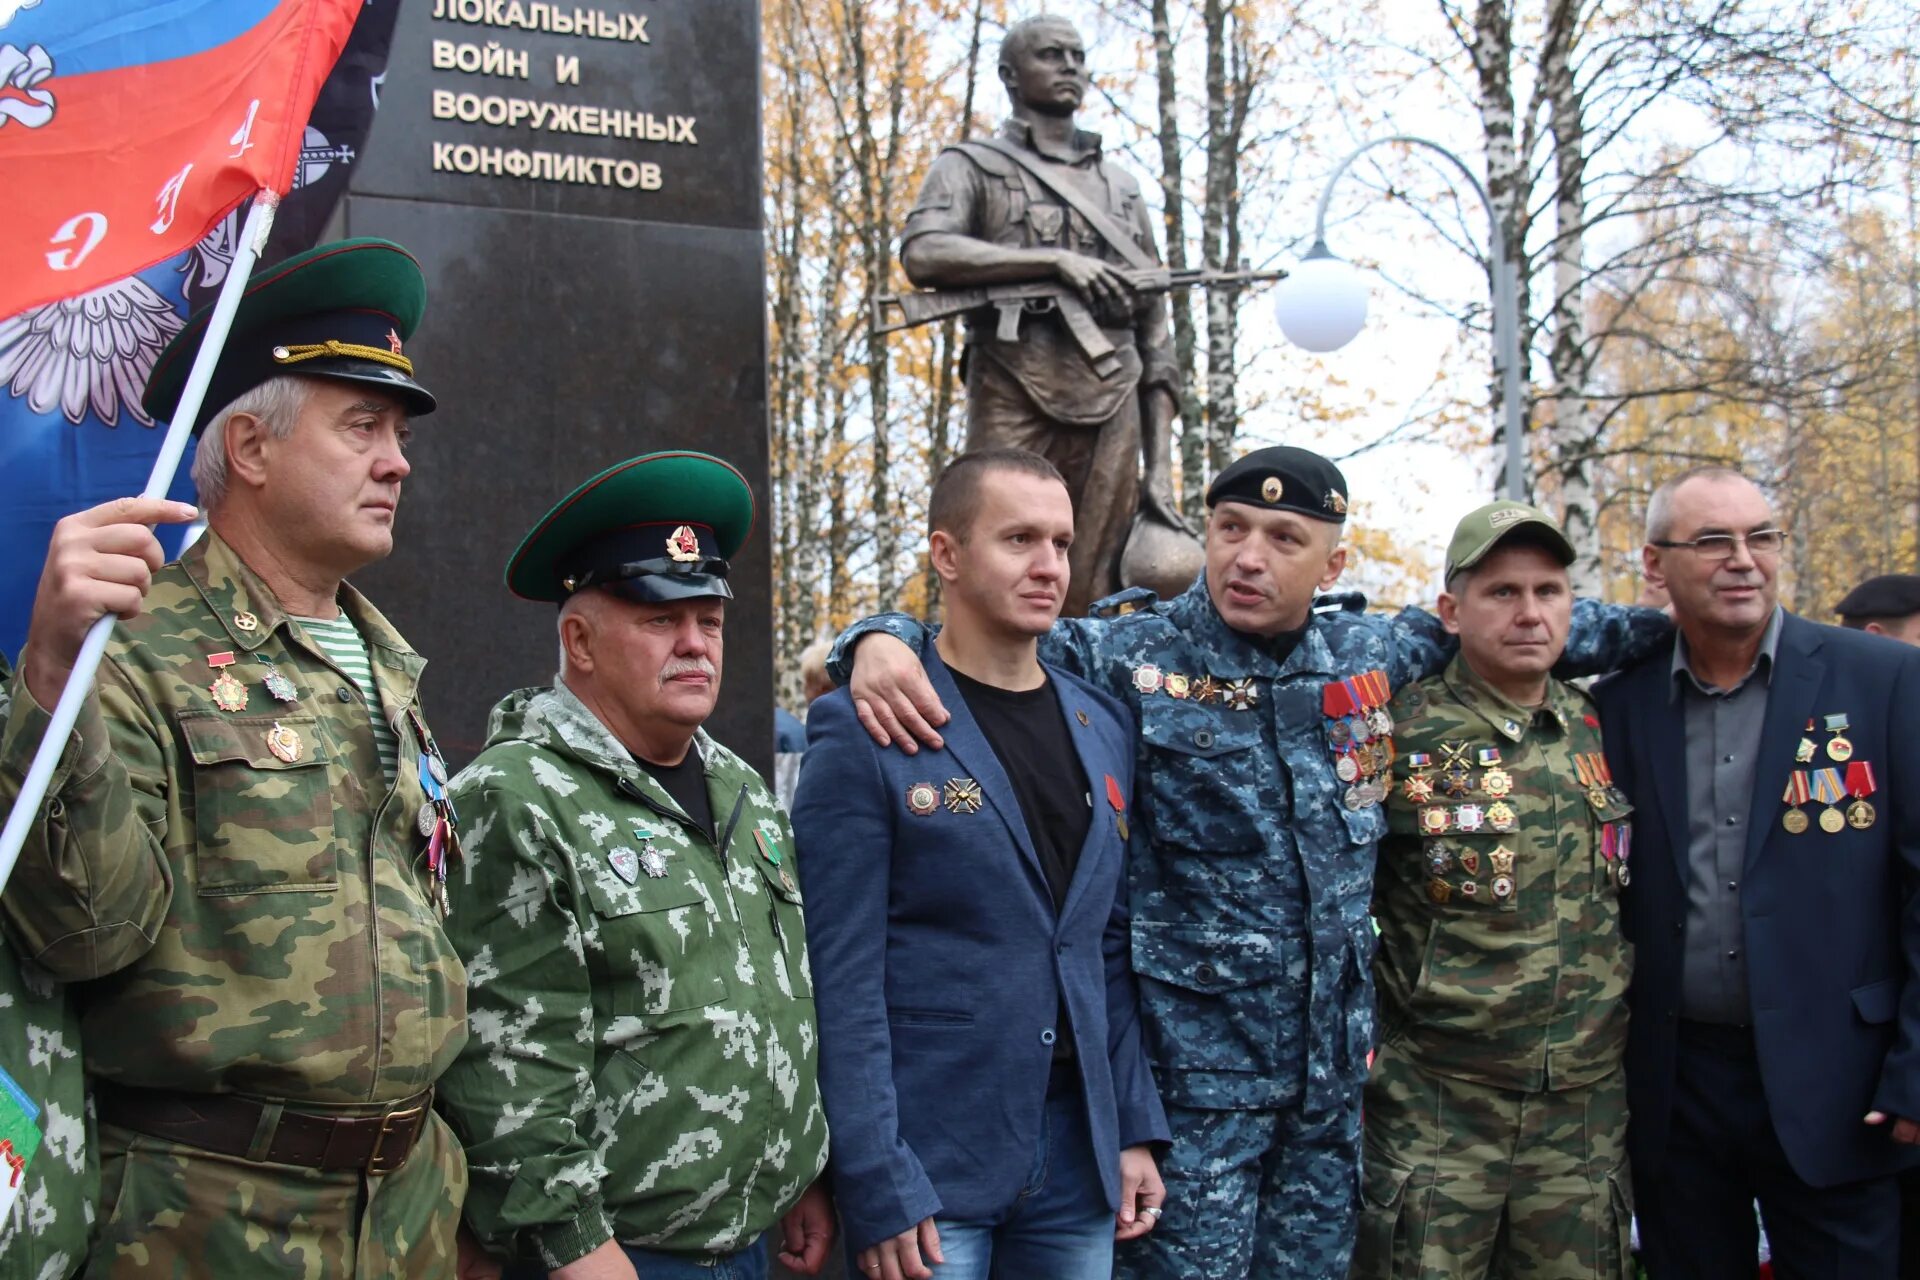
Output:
[207, 651, 248, 712]
[1781, 771, 1811, 834]
[1810, 767, 1847, 834]
[1106, 773, 1129, 842]
[1824, 713, 1853, 762]
[1845, 761, 1877, 829]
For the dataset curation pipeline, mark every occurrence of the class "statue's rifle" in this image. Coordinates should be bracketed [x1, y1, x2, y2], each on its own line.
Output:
[870, 264, 1289, 379]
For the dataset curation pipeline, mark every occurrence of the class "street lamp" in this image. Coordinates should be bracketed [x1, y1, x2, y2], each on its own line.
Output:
[1274, 135, 1528, 501]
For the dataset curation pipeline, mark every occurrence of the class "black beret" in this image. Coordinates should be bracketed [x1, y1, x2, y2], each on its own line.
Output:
[1205, 445, 1348, 523]
[1833, 573, 1920, 622]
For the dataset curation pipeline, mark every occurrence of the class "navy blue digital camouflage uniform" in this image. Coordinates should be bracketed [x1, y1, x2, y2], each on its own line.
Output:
[830, 573, 1669, 1280]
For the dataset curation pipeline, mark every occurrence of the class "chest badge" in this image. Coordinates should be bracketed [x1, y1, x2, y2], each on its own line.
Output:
[943, 777, 984, 815]
[209, 671, 248, 713]
[1132, 664, 1165, 695]
[264, 721, 304, 764]
[640, 848, 668, 879]
[262, 669, 299, 703]
[906, 781, 940, 816]
[609, 848, 641, 885]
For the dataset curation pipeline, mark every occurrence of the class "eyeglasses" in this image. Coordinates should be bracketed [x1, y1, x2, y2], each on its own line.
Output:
[1650, 528, 1790, 560]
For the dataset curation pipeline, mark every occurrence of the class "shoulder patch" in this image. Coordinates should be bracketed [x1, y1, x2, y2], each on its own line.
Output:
[1090, 586, 1160, 618]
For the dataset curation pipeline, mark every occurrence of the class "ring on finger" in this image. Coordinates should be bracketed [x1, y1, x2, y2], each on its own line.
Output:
[1142, 1205, 1163, 1217]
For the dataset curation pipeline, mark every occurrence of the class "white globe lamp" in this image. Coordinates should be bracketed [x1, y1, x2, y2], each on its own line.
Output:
[1273, 243, 1369, 353]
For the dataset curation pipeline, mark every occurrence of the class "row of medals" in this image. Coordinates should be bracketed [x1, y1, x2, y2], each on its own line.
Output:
[208, 654, 306, 762]
[1331, 703, 1395, 809]
[1783, 716, 1874, 834]
[1131, 664, 1260, 710]
[1412, 749, 1521, 903]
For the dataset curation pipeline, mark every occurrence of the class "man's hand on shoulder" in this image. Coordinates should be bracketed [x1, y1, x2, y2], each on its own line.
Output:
[20, 496, 198, 709]
[548, 1239, 639, 1280]
[849, 634, 949, 753]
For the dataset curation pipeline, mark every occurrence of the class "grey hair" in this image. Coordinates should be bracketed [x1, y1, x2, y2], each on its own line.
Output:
[1645, 464, 1751, 543]
[189, 375, 310, 509]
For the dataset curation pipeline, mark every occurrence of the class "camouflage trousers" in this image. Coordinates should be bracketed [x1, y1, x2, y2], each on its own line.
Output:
[1115, 1097, 1362, 1280]
[84, 1109, 466, 1279]
[1350, 1041, 1633, 1280]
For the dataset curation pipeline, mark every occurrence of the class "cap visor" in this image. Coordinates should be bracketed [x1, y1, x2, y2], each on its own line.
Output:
[600, 574, 734, 604]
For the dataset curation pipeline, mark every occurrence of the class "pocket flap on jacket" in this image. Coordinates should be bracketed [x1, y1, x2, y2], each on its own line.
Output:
[1132, 923, 1287, 994]
[1851, 977, 1897, 1025]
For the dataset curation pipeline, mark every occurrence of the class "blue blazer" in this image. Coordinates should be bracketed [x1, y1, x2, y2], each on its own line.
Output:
[1595, 612, 1920, 1187]
[791, 649, 1169, 1254]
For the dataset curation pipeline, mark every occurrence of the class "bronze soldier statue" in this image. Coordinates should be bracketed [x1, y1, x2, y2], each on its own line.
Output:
[898, 14, 1187, 616]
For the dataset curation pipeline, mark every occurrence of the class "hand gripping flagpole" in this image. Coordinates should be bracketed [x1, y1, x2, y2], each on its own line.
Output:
[0, 192, 281, 894]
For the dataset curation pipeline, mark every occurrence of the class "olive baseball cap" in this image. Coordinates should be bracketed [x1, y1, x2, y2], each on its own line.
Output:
[1444, 501, 1575, 582]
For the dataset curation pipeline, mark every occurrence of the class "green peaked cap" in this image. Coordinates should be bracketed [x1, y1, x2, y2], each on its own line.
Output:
[507, 451, 757, 603]
[143, 238, 433, 431]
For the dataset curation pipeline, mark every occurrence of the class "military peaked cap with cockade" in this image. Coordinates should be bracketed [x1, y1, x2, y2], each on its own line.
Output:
[506, 451, 757, 605]
[142, 238, 436, 432]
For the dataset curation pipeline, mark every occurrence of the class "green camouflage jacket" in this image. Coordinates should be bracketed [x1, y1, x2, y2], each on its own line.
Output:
[436, 684, 827, 1268]
[0, 655, 91, 1280]
[0, 531, 466, 1105]
[1371, 656, 1633, 1092]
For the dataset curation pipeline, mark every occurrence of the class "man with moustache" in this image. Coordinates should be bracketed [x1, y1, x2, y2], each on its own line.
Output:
[1595, 466, 1920, 1278]
[0, 240, 468, 1277]
[1356, 503, 1635, 1279]
[793, 450, 1169, 1280]
[435, 453, 832, 1280]
[828, 446, 1670, 1279]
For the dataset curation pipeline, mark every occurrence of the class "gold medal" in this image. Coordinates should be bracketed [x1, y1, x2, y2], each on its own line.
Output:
[1819, 806, 1845, 834]
[1847, 798, 1876, 829]
[1403, 775, 1434, 804]
[1420, 807, 1451, 835]
[209, 671, 248, 712]
[1481, 768, 1513, 798]
[1489, 846, 1516, 876]
[1190, 676, 1220, 704]
[1166, 673, 1191, 699]
[265, 721, 304, 764]
[1782, 807, 1809, 835]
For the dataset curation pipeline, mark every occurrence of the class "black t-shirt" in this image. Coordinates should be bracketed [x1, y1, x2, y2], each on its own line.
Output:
[948, 668, 1092, 910]
[637, 748, 714, 839]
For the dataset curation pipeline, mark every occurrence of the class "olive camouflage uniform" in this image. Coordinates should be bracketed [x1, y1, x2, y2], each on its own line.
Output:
[0, 654, 92, 1280]
[436, 682, 827, 1270]
[0, 532, 469, 1279]
[830, 576, 1669, 1280]
[1353, 657, 1634, 1280]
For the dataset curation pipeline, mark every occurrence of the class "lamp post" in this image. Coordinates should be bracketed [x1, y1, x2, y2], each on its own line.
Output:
[1273, 136, 1528, 501]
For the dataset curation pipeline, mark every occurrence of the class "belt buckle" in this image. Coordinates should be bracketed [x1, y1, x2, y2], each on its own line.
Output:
[365, 1104, 425, 1175]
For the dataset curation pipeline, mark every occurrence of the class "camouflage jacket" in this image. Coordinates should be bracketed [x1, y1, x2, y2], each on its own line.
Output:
[1372, 657, 1634, 1092]
[0, 656, 91, 1280]
[435, 684, 827, 1268]
[0, 531, 466, 1105]
[831, 574, 1668, 1113]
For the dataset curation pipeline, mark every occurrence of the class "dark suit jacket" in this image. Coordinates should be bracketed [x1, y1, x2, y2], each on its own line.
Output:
[791, 649, 1169, 1254]
[1595, 611, 1920, 1187]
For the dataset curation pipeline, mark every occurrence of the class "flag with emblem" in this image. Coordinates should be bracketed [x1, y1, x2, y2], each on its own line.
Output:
[0, 0, 400, 659]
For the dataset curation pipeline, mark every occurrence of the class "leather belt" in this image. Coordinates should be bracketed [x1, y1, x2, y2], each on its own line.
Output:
[96, 1082, 432, 1176]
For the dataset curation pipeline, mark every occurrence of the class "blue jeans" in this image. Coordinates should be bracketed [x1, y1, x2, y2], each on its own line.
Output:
[504, 1236, 766, 1280]
[917, 1081, 1114, 1280]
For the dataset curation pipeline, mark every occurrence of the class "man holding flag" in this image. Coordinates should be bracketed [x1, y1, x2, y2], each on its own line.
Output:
[0, 239, 472, 1276]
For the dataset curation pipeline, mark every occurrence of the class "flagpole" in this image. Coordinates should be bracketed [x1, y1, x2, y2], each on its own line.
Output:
[0, 192, 281, 893]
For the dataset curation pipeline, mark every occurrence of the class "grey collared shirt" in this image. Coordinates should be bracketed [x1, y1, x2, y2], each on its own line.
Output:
[1671, 607, 1784, 1024]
